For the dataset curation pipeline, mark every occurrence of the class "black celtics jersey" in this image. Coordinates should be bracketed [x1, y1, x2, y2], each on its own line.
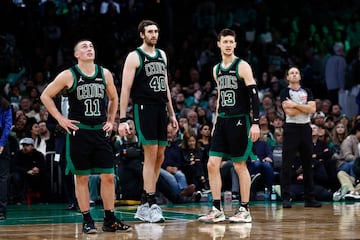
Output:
[130, 48, 168, 105]
[67, 64, 107, 125]
[215, 57, 250, 116]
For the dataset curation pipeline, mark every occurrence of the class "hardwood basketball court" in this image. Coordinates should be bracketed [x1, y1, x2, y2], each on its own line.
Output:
[0, 201, 359, 239]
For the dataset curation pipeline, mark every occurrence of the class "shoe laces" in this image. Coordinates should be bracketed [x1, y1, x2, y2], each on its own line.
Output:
[150, 204, 162, 214]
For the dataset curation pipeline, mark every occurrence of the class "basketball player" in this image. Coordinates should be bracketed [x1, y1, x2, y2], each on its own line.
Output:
[40, 39, 131, 233]
[198, 28, 260, 223]
[118, 20, 178, 223]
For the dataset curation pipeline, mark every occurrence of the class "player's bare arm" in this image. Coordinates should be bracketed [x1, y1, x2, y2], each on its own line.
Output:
[103, 68, 118, 132]
[160, 49, 179, 131]
[40, 70, 79, 134]
[211, 66, 220, 136]
[118, 51, 139, 136]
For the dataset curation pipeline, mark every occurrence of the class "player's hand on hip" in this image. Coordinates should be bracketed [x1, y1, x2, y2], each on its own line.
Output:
[58, 117, 80, 134]
[118, 122, 130, 136]
[249, 124, 260, 142]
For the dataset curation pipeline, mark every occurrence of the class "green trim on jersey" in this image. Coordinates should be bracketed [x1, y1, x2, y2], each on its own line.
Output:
[68, 64, 105, 93]
[217, 113, 248, 118]
[215, 57, 242, 80]
[75, 123, 103, 130]
[68, 68, 78, 93]
[134, 47, 161, 77]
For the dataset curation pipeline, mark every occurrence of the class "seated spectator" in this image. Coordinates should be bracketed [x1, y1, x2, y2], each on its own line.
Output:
[320, 99, 332, 116]
[311, 124, 332, 164]
[157, 174, 201, 204]
[324, 115, 335, 133]
[312, 111, 326, 127]
[177, 115, 189, 140]
[330, 121, 348, 158]
[336, 121, 360, 178]
[259, 115, 276, 150]
[185, 89, 208, 109]
[161, 122, 195, 198]
[330, 104, 343, 120]
[186, 110, 201, 135]
[195, 106, 209, 125]
[248, 139, 275, 199]
[272, 114, 284, 130]
[317, 126, 331, 144]
[180, 129, 209, 192]
[25, 120, 47, 156]
[38, 120, 54, 152]
[9, 137, 49, 204]
[174, 92, 186, 118]
[276, 156, 333, 202]
[198, 123, 212, 178]
[11, 114, 27, 142]
[272, 127, 284, 172]
[115, 120, 144, 201]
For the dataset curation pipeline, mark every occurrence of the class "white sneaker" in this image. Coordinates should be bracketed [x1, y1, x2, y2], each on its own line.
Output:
[344, 191, 360, 200]
[134, 203, 150, 222]
[198, 206, 226, 223]
[149, 204, 165, 223]
[333, 185, 349, 201]
[229, 206, 252, 223]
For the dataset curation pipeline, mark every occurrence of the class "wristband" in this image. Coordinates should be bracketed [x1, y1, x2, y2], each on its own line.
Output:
[252, 117, 259, 125]
[119, 118, 127, 123]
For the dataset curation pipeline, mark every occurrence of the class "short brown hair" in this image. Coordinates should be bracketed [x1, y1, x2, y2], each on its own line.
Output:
[138, 20, 159, 34]
[217, 28, 236, 41]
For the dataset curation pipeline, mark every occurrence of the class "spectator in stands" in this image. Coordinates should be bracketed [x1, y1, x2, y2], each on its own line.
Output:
[336, 121, 360, 178]
[259, 115, 276, 150]
[248, 138, 275, 198]
[330, 104, 343, 120]
[320, 99, 332, 116]
[272, 127, 284, 172]
[325, 42, 347, 105]
[161, 122, 195, 198]
[10, 137, 49, 204]
[116, 120, 143, 202]
[198, 123, 212, 178]
[312, 111, 326, 127]
[180, 129, 209, 192]
[25, 120, 46, 156]
[186, 110, 201, 135]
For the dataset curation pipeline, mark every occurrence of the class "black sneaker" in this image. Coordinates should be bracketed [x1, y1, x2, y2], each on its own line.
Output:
[83, 220, 97, 234]
[0, 212, 6, 220]
[102, 217, 132, 232]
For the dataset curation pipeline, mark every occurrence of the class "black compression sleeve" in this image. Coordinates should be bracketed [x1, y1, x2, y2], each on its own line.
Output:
[247, 84, 260, 124]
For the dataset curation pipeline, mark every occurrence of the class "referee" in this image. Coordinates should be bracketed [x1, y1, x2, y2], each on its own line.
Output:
[280, 66, 322, 208]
